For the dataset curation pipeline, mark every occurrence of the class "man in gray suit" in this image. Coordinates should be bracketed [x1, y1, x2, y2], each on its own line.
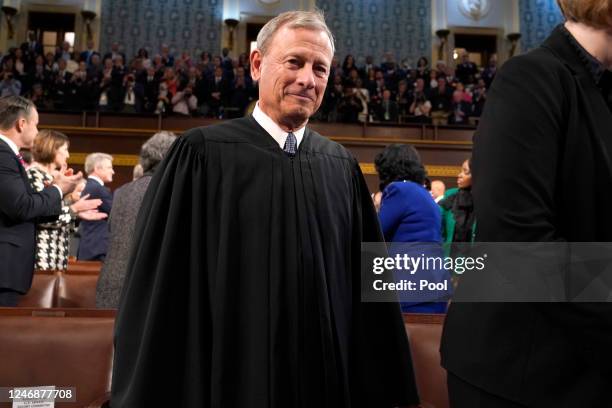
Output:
[96, 131, 177, 308]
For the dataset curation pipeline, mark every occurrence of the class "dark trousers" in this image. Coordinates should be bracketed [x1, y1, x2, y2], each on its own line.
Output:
[448, 372, 527, 408]
[0, 288, 21, 306]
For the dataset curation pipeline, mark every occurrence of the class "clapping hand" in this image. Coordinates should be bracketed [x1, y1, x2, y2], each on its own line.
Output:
[51, 164, 83, 195]
[69, 194, 108, 221]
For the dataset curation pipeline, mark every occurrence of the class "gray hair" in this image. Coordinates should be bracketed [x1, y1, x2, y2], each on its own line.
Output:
[139, 131, 177, 172]
[84, 152, 113, 175]
[0, 96, 35, 130]
[256, 10, 335, 57]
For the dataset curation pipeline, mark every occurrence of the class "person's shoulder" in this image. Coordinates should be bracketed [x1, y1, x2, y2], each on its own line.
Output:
[497, 46, 570, 87]
[443, 187, 459, 198]
[387, 180, 428, 196]
[304, 128, 354, 161]
[114, 175, 151, 201]
[180, 117, 256, 152]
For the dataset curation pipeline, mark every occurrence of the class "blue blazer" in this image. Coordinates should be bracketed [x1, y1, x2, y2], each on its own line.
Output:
[0, 139, 61, 292]
[379, 181, 442, 243]
[379, 181, 448, 313]
[77, 178, 112, 261]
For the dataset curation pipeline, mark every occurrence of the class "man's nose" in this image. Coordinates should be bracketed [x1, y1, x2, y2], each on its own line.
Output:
[296, 64, 316, 88]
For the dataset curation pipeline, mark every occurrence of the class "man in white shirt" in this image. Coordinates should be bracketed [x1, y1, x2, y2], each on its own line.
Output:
[0, 96, 82, 306]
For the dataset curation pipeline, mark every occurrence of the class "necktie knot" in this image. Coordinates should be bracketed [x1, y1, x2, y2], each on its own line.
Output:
[283, 132, 297, 157]
[16, 153, 26, 168]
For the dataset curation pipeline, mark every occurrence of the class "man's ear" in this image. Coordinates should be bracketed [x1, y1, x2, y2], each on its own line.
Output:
[250, 49, 263, 81]
[15, 117, 26, 133]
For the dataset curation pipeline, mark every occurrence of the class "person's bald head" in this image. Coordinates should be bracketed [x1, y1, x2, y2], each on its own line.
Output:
[431, 180, 446, 199]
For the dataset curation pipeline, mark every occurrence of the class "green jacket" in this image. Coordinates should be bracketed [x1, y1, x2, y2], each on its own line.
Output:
[439, 188, 477, 244]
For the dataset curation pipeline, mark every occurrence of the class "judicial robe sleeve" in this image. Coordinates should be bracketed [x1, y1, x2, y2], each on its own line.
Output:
[111, 133, 210, 407]
[350, 161, 420, 407]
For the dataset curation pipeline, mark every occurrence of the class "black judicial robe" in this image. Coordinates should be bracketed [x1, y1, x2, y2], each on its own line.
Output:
[111, 116, 419, 407]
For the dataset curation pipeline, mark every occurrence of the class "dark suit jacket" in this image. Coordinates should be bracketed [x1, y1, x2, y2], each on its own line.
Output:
[0, 139, 61, 293]
[441, 26, 612, 406]
[77, 178, 112, 261]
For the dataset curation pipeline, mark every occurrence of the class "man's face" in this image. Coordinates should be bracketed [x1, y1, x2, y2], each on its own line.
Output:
[251, 26, 332, 130]
[95, 159, 114, 183]
[453, 90, 463, 103]
[18, 108, 39, 149]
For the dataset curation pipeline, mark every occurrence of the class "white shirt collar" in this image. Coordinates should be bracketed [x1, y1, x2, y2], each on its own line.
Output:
[252, 102, 306, 149]
[89, 175, 104, 186]
[0, 134, 19, 155]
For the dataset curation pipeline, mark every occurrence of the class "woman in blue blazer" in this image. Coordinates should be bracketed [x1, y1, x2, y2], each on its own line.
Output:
[374, 144, 449, 313]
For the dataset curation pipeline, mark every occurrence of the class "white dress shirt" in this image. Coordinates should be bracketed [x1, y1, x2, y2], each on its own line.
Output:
[252, 102, 306, 150]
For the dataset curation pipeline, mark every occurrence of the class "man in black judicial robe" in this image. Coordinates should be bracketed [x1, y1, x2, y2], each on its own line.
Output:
[111, 11, 419, 408]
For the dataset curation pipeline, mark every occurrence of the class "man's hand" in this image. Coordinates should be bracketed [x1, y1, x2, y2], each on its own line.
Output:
[69, 180, 86, 203]
[52, 164, 83, 195]
[77, 209, 108, 221]
[69, 194, 102, 213]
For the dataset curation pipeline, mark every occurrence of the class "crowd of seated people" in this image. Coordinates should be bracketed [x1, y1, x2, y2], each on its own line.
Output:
[321, 52, 495, 125]
[0, 39, 495, 124]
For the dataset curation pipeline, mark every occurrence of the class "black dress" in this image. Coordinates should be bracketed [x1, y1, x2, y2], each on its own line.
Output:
[111, 116, 419, 407]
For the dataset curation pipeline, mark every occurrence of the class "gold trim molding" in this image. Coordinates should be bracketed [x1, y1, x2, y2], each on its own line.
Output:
[360, 163, 461, 178]
[67, 154, 461, 177]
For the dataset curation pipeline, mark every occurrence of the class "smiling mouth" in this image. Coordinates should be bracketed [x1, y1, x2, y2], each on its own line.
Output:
[288, 93, 314, 102]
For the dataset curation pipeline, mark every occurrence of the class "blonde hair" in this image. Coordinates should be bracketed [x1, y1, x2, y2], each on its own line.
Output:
[557, 0, 612, 29]
[84, 152, 113, 175]
[256, 10, 335, 56]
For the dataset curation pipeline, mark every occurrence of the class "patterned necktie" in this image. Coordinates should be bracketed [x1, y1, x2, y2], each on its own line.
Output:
[283, 132, 297, 157]
[16, 153, 26, 168]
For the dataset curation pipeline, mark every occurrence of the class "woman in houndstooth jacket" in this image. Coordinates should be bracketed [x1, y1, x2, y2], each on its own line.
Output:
[27, 129, 105, 271]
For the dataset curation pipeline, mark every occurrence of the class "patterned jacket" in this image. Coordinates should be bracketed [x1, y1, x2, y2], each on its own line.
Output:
[26, 166, 75, 271]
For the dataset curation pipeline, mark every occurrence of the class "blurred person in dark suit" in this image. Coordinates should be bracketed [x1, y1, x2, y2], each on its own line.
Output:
[77, 152, 114, 261]
[103, 42, 126, 64]
[80, 39, 99, 66]
[447, 90, 472, 125]
[455, 51, 478, 85]
[375, 89, 399, 122]
[20, 32, 43, 67]
[441, 1, 612, 406]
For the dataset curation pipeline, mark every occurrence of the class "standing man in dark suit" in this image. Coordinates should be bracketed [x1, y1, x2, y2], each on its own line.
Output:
[77, 152, 114, 261]
[79, 39, 99, 67]
[0, 96, 83, 306]
[441, 1, 612, 406]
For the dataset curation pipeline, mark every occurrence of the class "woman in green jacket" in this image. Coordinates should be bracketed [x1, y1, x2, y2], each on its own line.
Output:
[439, 158, 476, 244]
